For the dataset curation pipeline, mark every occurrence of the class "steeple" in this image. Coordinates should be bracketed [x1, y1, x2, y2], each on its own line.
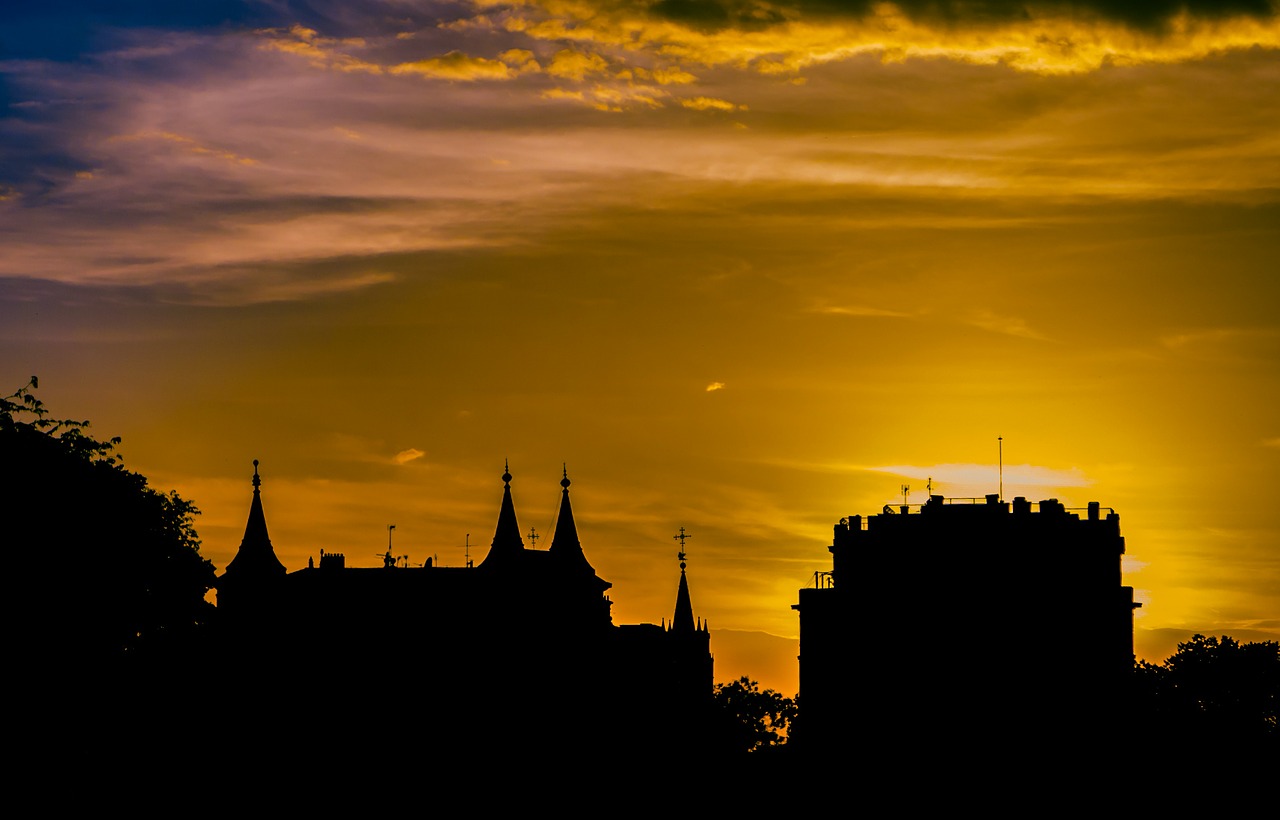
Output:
[223, 459, 286, 579]
[549, 465, 596, 574]
[481, 459, 525, 567]
[671, 528, 695, 633]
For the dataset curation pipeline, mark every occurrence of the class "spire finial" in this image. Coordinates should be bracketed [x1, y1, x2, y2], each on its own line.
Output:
[671, 532, 696, 633]
[561, 463, 570, 490]
[503, 458, 511, 486]
[674, 526, 690, 570]
[225, 457, 285, 579]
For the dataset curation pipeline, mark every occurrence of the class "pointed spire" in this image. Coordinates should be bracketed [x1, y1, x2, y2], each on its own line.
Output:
[550, 464, 595, 574]
[671, 531, 695, 633]
[481, 459, 524, 567]
[224, 459, 286, 579]
[672, 565, 696, 633]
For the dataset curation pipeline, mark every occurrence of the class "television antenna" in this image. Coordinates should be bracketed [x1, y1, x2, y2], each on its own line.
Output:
[901, 484, 910, 506]
[374, 524, 399, 567]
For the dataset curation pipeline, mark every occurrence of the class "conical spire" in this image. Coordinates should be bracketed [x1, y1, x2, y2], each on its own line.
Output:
[671, 528, 695, 633]
[672, 566, 696, 633]
[481, 459, 525, 567]
[549, 465, 595, 574]
[224, 459, 286, 579]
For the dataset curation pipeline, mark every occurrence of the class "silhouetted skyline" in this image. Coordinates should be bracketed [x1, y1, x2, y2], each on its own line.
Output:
[5, 379, 1275, 767]
[3, 2, 1279, 700]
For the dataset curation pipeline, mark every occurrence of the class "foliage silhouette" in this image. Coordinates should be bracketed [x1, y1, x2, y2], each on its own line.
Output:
[3, 377, 216, 680]
[712, 676, 798, 754]
[1130, 633, 1278, 748]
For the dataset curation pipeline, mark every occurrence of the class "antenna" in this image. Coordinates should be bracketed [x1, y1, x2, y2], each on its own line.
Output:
[376, 524, 397, 567]
[927, 476, 933, 495]
[901, 484, 910, 506]
[998, 436, 1003, 502]
[464, 533, 472, 568]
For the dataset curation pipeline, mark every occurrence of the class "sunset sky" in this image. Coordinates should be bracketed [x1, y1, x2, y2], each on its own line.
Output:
[3, 1, 1278, 697]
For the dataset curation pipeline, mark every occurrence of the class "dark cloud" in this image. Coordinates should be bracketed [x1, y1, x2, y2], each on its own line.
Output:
[645, 0, 1279, 31]
[650, 0, 788, 30]
[0, 2, 487, 64]
[0, 2, 268, 61]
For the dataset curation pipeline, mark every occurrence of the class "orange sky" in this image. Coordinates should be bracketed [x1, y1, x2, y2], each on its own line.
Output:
[3, 1, 1278, 696]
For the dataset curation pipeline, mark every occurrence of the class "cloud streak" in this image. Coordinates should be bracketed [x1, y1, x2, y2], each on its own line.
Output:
[3, 6, 1278, 300]
[468, 0, 1280, 76]
[755, 459, 1093, 494]
[394, 448, 426, 464]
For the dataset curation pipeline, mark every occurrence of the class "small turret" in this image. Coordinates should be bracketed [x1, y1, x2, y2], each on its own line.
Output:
[549, 465, 597, 575]
[480, 460, 525, 568]
[671, 527, 696, 634]
[222, 459, 286, 581]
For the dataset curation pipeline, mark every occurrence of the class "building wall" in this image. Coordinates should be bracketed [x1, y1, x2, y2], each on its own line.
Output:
[793, 494, 1138, 755]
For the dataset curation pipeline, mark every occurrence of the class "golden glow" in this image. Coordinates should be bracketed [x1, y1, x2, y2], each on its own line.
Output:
[391, 51, 520, 80]
[680, 96, 746, 111]
[3, 0, 1278, 696]
[257, 25, 383, 74]
[487, 1, 1280, 76]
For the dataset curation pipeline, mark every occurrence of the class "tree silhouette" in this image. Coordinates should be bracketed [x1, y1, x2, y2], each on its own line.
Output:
[1130, 633, 1278, 749]
[712, 676, 798, 754]
[3, 377, 216, 682]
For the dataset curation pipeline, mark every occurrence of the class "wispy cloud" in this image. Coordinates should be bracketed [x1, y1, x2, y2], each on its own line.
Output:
[546, 49, 611, 81]
[390, 51, 533, 81]
[110, 131, 258, 166]
[394, 448, 426, 465]
[812, 304, 912, 319]
[183, 269, 397, 306]
[1158, 327, 1280, 367]
[706, 382, 725, 392]
[680, 96, 746, 112]
[647, 67, 698, 86]
[1161, 326, 1280, 350]
[473, 0, 1280, 77]
[965, 310, 1049, 341]
[3, 4, 1278, 305]
[257, 25, 382, 74]
[868, 463, 1091, 492]
[755, 459, 1091, 494]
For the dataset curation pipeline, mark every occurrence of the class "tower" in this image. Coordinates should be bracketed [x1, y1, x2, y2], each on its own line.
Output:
[793, 493, 1139, 756]
[216, 459, 285, 612]
[668, 528, 713, 700]
[479, 459, 524, 570]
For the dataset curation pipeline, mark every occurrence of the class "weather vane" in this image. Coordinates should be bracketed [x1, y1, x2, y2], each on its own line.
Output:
[674, 527, 691, 568]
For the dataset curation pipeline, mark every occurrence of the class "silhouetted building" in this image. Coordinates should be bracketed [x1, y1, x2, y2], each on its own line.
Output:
[214, 461, 713, 758]
[792, 493, 1139, 756]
